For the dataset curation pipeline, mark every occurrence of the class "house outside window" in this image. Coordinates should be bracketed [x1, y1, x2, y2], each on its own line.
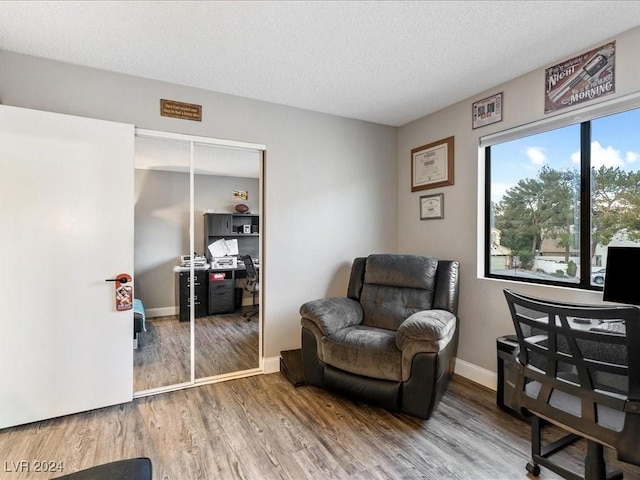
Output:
[485, 102, 640, 290]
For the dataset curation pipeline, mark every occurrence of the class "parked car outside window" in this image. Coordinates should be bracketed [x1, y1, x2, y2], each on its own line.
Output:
[591, 268, 606, 286]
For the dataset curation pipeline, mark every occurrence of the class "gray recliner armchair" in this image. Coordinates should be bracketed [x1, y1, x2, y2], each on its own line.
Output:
[300, 254, 460, 419]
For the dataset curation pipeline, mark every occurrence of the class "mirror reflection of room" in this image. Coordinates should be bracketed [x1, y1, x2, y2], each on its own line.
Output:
[133, 135, 260, 393]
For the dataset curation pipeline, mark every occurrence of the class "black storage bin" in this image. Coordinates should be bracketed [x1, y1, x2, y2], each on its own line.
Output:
[496, 335, 529, 421]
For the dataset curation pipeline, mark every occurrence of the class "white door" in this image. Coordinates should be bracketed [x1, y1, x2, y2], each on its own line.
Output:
[0, 105, 134, 429]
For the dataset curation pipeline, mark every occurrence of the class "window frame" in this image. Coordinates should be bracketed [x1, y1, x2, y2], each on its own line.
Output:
[482, 92, 640, 290]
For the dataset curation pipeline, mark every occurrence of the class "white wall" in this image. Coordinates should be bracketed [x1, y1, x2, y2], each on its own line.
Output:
[397, 26, 640, 382]
[0, 51, 398, 358]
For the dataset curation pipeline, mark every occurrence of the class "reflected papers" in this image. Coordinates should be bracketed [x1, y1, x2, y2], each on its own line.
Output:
[208, 238, 239, 258]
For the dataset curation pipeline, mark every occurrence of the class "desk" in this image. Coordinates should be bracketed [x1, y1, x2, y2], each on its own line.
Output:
[210, 260, 259, 314]
[175, 260, 259, 318]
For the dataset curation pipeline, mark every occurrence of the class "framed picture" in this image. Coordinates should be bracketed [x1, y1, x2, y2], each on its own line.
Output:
[411, 136, 454, 192]
[472, 92, 503, 129]
[544, 42, 615, 114]
[420, 193, 444, 220]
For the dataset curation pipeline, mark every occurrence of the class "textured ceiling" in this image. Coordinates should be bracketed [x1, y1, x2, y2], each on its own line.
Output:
[1, 1, 640, 126]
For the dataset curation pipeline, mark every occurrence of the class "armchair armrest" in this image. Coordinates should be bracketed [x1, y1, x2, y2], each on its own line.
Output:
[396, 309, 457, 351]
[300, 297, 363, 336]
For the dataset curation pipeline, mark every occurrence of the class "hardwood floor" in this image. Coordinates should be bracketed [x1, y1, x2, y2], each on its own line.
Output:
[2, 374, 640, 479]
[134, 312, 259, 392]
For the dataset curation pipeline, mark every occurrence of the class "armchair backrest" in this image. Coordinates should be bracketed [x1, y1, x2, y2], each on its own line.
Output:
[347, 254, 459, 331]
[503, 288, 640, 465]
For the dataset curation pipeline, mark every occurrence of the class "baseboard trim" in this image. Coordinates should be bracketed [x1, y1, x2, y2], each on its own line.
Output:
[146, 305, 257, 317]
[264, 354, 497, 391]
[263, 356, 280, 374]
[454, 358, 497, 391]
[146, 306, 177, 318]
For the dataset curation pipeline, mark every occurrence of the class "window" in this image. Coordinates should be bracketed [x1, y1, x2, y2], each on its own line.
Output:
[485, 105, 640, 289]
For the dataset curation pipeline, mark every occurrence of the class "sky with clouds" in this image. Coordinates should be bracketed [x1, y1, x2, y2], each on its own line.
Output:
[490, 107, 639, 203]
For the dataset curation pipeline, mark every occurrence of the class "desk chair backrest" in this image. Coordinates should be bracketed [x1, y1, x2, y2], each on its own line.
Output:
[239, 255, 259, 320]
[503, 288, 640, 465]
[240, 255, 258, 280]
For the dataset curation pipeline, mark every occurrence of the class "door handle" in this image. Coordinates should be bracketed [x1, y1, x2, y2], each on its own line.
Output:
[106, 273, 133, 311]
[105, 276, 130, 284]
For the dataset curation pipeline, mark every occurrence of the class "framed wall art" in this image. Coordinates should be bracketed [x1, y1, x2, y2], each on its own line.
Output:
[411, 136, 454, 192]
[420, 193, 444, 220]
[544, 42, 615, 114]
[472, 92, 503, 129]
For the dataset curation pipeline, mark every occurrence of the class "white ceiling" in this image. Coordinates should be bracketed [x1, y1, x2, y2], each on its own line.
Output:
[1, 1, 640, 127]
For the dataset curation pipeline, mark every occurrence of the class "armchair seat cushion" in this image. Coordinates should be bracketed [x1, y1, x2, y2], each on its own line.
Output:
[323, 326, 402, 382]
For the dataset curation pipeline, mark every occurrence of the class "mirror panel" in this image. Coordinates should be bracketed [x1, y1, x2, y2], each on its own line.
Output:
[133, 135, 193, 392]
[193, 142, 261, 379]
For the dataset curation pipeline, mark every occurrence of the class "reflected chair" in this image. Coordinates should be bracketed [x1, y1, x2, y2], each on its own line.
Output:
[52, 457, 152, 479]
[300, 254, 460, 420]
[503, 288, 640, 479]
[239, 254, 259, 320]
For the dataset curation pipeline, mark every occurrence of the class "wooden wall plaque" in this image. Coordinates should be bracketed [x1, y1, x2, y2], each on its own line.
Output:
[160, 99, 202, 121]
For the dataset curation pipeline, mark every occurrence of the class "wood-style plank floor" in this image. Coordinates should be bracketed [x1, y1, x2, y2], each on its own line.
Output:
[2, 374, 640, 479]
[134, 311, 259, 392]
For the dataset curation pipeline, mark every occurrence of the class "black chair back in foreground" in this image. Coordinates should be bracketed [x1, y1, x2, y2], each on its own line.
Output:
[503, 288, 640, 480]
[52, 457, 152, 480]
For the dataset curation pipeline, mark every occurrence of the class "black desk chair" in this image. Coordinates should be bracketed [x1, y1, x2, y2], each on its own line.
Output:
[239, 255, 259, 320]
[503, 289, 640, 480]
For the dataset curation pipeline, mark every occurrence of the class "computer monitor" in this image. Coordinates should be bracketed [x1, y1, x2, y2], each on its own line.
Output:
[602, 246, 640, 305]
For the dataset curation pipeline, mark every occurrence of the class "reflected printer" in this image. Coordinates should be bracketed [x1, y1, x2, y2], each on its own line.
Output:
[211, 256, 237, 269]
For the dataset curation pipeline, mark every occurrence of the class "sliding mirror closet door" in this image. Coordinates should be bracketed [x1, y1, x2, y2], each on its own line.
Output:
[193, 142, 261, 380]
[133, 135, 192, 392]
[133, 130, 264, 395]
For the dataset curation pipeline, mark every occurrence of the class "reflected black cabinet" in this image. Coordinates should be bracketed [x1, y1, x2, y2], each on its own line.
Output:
[177, 270, 208, 322]
[207, 214, 233, 236]
[204, 213, 260, 261]
[204, 213, 259, 237]
[208, 270, 234, 314]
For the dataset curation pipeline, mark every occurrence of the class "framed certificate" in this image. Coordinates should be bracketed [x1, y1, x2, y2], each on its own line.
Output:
[420, 193, 444, 220]
[472, 92, 503, 129]
[411, 136, 454, 192]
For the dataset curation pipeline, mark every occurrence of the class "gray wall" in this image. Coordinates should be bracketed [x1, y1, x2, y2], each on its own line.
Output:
[0, 51, 398, 358]
[134, 169, 259, 311]
[6, 24, 636, 380]
[397, 25, 640, 383]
